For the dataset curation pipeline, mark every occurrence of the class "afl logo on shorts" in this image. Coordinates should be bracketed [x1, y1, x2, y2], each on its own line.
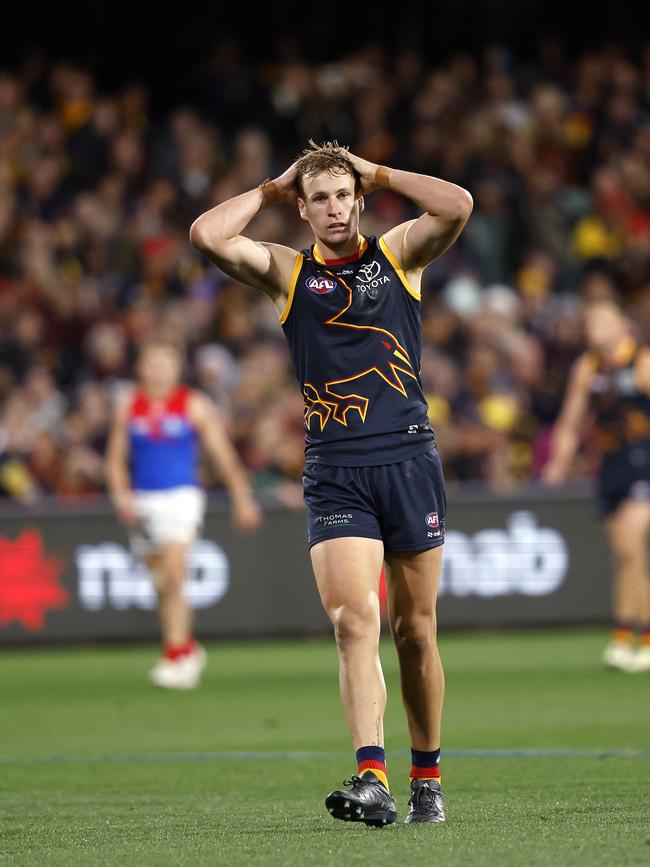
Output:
[306, 276, 336, 294]
[425, 512, 439, 528]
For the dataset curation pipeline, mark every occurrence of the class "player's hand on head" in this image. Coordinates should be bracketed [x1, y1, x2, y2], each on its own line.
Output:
[231, 494, 263, 533]
[345, 151, 382, 195]
[264, 161, 300, 205]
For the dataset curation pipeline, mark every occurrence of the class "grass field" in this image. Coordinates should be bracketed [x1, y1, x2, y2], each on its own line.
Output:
[1, 629, 649, 866]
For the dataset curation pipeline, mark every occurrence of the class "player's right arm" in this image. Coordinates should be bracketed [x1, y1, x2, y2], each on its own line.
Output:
[541, 353, 595, 486]
[105, 397, 139, 525]
[189, 164, 300, 314]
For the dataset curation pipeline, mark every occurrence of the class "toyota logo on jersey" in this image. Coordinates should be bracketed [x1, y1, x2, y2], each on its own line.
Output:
[306, 276, 337, 294]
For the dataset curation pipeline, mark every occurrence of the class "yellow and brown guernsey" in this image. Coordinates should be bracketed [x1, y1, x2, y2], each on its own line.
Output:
[280, 233, 435, 466]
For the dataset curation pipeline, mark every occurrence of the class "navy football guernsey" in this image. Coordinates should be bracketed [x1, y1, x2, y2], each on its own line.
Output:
[587, 338, 650, 457]
[280, 234, 435, 466]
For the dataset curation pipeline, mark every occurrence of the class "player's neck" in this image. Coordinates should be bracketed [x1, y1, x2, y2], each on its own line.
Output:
[143, 384, 176, 400]
[313, 233, 365, 264]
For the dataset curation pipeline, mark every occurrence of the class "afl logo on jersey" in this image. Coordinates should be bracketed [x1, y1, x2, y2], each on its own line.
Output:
[425, 512, 439, 528]
[306, 276, 337, 294]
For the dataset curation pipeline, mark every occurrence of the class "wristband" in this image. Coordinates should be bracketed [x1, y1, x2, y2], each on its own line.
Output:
[375, 165, 391, 188]
[259, 178, 281, 206]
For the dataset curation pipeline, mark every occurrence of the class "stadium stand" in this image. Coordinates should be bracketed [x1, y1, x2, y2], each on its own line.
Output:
[1, 43, 650, 502]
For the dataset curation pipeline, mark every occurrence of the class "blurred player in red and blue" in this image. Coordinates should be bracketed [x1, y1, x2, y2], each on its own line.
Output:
[106, 340, 261, 689]
[544, 297, 650, 672]
[190, 141, 472, 824]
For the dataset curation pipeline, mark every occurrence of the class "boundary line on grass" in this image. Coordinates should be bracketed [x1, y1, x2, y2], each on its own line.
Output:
[1, 748, 649, 766]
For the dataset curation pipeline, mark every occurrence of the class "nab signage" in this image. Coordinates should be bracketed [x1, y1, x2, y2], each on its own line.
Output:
[441, 511, 569, 598]
[75, 539, 230, 611]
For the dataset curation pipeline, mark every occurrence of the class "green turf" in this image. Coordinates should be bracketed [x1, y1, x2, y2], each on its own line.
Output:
[1, 629, 649, 866]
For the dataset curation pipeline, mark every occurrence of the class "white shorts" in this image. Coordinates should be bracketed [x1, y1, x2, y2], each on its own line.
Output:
[129, 486, 207, 556]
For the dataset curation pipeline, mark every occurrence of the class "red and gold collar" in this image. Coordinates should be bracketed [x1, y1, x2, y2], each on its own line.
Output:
[313, 234, 368, 265]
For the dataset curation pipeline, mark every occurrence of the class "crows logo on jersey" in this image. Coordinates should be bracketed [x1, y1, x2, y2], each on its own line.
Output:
[356, 260, 381, 283]
[303, 269, 417, 430]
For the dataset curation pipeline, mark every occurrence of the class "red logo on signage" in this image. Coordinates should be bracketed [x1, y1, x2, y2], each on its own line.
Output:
[0, 530, 68, 630]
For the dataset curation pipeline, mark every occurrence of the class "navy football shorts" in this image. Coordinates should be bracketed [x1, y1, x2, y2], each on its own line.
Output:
[302, 445, 446, 553]
[596, 447, 650, 518]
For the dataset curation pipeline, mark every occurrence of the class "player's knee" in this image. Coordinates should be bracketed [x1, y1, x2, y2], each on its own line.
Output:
[333, 604, 379, 649]
[392, 616, 436, 656]
[611, 538, 644, 566]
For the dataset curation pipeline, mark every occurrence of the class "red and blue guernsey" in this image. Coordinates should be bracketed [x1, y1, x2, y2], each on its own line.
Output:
[127, 385, 200, 490]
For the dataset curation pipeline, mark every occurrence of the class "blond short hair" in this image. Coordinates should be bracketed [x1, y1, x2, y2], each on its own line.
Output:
[294, 139, 361, 198]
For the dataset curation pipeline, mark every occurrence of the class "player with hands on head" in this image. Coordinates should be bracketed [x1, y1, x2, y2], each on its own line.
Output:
[190, 140, 472, 823]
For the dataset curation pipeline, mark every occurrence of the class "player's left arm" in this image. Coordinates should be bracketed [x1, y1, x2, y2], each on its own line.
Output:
[346, 152, 473, 271]
[188, 392, 262, 532]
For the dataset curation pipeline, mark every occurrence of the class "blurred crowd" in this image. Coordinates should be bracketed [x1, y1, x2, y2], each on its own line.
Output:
[1, 40, 650, 504]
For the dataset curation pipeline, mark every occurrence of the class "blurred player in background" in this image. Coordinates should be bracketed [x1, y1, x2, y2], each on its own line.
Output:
[190, 142, 472, 825]
[106, 340, 262, 689]
[543, 298, 650, 673]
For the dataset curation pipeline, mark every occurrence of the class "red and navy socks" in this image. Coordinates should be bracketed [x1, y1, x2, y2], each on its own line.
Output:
[410, 747, 441, 785]
[356, 745, 389, 790]
[612, 622, 634, 645]
[354, 746, 441, 791]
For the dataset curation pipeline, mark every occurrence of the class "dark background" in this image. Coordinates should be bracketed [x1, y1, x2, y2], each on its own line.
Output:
[3, 0, 649, 112]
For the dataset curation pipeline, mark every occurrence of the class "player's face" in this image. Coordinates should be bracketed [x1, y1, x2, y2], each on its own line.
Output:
[584, 304, 628, 353]
[137, 347, 182, 394]
[297, 170, 364, 248]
